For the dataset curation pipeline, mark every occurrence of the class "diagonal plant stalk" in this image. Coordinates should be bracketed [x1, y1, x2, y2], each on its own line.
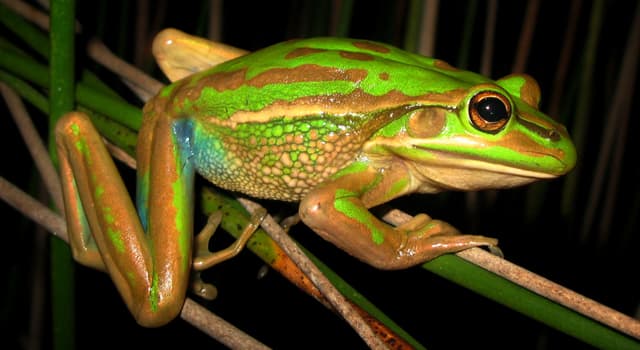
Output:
[548, 0, 583, 118]
[416, 0, 438, 57]
[586, 1, 640, 246]
[329, 0, 354, 37]
[563, 0, 605, 225]
[237, 198, 387, 349]
[511, 0, 540, 73]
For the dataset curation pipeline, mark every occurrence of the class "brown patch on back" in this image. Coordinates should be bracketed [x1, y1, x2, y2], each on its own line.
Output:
[353, 41, 391, 54]
[285, 47, 327, 59]
[249, 65, 368, 88]
[379, 72, 390, 80]
[433, 59, 459, 71]
[196, 69, 248, 92]
[196, 64, 369, 92]
[339, 51, 375, 61]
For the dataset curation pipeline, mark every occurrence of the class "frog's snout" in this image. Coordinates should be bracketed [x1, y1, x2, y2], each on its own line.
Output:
[554, 129, 577, 174]
[545, 128, 561, 142]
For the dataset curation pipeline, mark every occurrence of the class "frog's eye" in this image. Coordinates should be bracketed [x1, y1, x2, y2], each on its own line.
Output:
[469, 91, 511, 133]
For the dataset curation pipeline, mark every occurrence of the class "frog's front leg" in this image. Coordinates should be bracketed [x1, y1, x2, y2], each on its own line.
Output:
[55, 111, 195, 327]
[299, 163, 498, 270]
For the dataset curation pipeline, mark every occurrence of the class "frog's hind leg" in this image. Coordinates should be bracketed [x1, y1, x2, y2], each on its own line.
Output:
[56, 112, 157, 322]
[190, 207, 266, 299]
[56, 133, 107, 272]
[56, 111, 195, 327]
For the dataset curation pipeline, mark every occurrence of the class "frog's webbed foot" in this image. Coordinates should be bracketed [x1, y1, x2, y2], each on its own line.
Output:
[193, 211, 223, 267]
[487, 244, 504, 258]
[190, 209, 266, 299]
[192, 208, 267, 271]
[400, 217, 500, 262]
[191, 271, 218, 300]
[395, 213, 431, 231]
[189, 212, 223, 300]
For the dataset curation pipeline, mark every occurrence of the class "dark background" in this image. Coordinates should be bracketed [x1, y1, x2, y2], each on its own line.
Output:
[1, 0, 639, 349]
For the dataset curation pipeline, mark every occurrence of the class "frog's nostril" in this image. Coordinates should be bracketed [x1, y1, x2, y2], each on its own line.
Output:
[547, 129, 560, 142]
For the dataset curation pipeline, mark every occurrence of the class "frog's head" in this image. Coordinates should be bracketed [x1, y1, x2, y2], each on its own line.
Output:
[369, 74, 577, 192]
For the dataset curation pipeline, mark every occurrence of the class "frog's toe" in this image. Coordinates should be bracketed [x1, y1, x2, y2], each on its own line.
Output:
[280, 214, 301, 233]
[191, 272, 218, 300]
[487, 244, 504, 258]
[194, 211, 223, 261]
[396, 213, 432, 231]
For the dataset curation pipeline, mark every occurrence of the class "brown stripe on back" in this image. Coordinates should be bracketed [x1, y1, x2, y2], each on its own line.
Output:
[285, 47, 327, 59]
[339, 51, 375, 61]
[352, 41, 391, 54]
[226, 88, 467, 124]
[248, 65, 368, 88]
[197, 64, 369, 93]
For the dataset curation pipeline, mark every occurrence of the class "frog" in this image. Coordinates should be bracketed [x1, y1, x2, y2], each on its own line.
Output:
[54, 28, 576, 327]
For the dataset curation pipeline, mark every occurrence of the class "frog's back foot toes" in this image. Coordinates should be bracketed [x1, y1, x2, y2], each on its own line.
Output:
[191, 271, 218, 300]
[280, 214, 301, 233]
[487, 244, 504, 258]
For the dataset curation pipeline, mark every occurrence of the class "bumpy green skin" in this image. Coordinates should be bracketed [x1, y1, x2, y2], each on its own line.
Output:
[148, 37, 574, 203]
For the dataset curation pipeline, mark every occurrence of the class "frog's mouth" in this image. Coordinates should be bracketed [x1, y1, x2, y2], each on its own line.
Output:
[428, 151, 560, 178]
[398, 147, 572, 192]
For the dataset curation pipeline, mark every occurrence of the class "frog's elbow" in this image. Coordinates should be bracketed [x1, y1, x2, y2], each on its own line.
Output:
[298, 194, 324, 225]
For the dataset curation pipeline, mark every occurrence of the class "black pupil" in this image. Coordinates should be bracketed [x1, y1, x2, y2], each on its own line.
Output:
[477, 97, 508, 123]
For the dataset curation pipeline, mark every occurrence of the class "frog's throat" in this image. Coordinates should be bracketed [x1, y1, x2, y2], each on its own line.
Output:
[397, 148, 566, 192]
[405, 156, 556, 193]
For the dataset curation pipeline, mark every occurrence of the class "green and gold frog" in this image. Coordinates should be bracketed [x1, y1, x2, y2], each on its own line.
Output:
[55, 29, 576, 326]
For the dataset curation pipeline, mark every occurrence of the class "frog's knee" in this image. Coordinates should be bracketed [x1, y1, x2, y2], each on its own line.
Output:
[133, 295, 185, 328]
[54, 112, 96, 145]
[55, 111, 90, 132]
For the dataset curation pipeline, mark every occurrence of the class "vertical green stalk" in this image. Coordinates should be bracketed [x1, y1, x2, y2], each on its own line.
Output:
[333, 0, 354, 37]
[403, 0, 423, 52]
[562, 0, 604, 222]
[457, 0, 478, 69]
[49, 0, 76, 349]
